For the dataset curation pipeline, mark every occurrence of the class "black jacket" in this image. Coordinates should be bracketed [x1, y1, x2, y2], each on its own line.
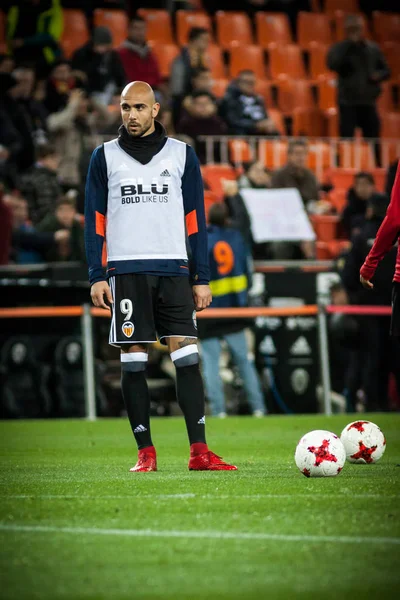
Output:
[341, 218, 396, 305]
[341, 189, 387, 236]
[219, 83, 268, 135]
[71, 43, 126, 93]
[327, 40, 390, 106]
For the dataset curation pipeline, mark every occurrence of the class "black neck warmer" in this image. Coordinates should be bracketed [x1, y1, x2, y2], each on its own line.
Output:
[117, 120, 167, 165]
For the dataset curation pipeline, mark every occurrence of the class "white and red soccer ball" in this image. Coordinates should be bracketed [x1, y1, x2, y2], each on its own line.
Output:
[340, 420, 386, 464]
[294, 430, 346, 477]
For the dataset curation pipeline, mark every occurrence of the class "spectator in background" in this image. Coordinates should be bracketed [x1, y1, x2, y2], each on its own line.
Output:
[71, 26, 126, 106]
[6, 191, 70, 264]
[327, 15, 390, 140]
[46, 88, 113, 197]
[9, 66, 48, 146]
[44, 59, 77, 114]
[220, 70, 277, 136]
[36, 196, 85, 262]
[0, 186, 13, 265]
[170, 27, 211, 126]
[0, 54, 15, 74]
[238, 161, 272, 189]
[386, 159, 399, 200]
[222, 178, 253, 251]
[118, 16, 161, 92]
[181, 67, 214, 117]
[6, 0, 62, 77]
[271, 140, 319, 208]
[18, 142, 61, 224]
[341, 171, 387, 237]
[176, 91, 227, 164]
[198, 203, 266, 418]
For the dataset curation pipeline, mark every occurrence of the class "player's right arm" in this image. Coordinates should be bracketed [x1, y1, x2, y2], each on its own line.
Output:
[360, 162, 400, 289]
[84, 145, 112, 309]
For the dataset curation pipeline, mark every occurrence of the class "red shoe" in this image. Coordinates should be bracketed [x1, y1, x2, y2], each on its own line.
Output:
[188, 444, 237, 471]
[129, 446, 157, 472]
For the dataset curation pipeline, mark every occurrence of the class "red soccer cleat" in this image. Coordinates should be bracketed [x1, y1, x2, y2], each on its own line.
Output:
[129, 446, 157, 472]
[188, 444, 237, 471]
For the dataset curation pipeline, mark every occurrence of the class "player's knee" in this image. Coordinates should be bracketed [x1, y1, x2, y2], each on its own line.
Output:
[170, 345, 199, 368]
[121, 351, 148, 372]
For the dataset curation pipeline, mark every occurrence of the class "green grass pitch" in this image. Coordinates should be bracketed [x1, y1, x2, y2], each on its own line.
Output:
[1, 414, 399, 600]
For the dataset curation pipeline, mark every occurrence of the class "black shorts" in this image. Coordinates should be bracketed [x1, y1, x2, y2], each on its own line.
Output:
[108, 274, 198, 347]
[390, 282, 400, 337]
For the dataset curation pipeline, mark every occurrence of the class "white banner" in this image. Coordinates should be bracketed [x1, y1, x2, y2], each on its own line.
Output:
[241, 188, 316, 243]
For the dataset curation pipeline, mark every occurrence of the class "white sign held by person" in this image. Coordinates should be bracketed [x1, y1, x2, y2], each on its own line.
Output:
[241, 188, 316, 242]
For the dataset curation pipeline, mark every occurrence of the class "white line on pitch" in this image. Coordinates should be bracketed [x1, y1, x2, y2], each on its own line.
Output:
[0, 523, 399, 546]
[1, 493, 398, 500]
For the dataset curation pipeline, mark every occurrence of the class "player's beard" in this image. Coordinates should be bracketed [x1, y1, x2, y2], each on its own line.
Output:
[126, 117, 153, 137]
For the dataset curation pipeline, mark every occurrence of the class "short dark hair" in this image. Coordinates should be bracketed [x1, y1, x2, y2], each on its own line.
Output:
[237, 70, 255, 78]
[130, 16, 146, 25]
[188, 27, 209, 42]
[355, 171, 375, 185]
[288, 139, 307, 154]
[35, 143, 57, 160]
[191, 90, 215, 102]
[208, 203, 228, 227]
[55, 196, 76, 210]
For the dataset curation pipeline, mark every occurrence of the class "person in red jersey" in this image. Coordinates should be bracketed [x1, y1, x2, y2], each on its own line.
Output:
[360, 161, 400, 337]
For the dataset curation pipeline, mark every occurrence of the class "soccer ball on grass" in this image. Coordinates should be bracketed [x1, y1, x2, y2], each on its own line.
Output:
[295, 429, 346, 477]
[340, 420, 386, 464]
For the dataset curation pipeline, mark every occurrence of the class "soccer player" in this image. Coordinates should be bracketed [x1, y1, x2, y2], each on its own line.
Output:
[360, 161, 400, 337]
[84, 81, 236, 472]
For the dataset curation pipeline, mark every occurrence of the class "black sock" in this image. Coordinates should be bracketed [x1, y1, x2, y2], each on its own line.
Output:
[121, 370, 153, 450]
[175, 364, 207, 445]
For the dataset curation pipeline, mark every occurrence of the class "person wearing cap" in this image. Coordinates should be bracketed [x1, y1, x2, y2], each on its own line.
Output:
[71, 26, 126, 105]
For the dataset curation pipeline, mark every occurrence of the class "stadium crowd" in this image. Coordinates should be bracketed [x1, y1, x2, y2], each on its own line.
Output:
[0, 0, 399, 416]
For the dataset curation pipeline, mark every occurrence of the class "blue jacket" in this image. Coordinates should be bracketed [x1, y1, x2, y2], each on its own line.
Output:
[207, 225, 251, 308]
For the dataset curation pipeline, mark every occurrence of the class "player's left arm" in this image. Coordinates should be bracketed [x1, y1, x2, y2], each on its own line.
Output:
[181, 145, 211, 311]
[360, 162, 400, 289]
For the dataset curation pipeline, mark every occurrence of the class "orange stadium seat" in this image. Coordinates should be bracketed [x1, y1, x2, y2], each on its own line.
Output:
[216, 11, 253, 50]
[211, 78, 229, 98]
[93, 9, 128, 48]
[268, 108, 286, 135]
[204, 191, 220, 223]
[382, 43, 400, 82]
[176, 10, 213, 46]
[229, 45, 266, 78]
[338, 141, 376, 170]
[316, 240, 351, 259]
[324, 107, 339, 137]
[297, 12, 333, 48]
[61, 9, 89, 58]
[373, 11, 400, 44]
[292, 108, 325, 138]
[255, 12, 292, 48]
[325, 0, 359, 15]
[149, 43, 180, 79]
[377, 81, 395, 115]
[206, 45, 226, 79]
[326, 168, 387, 193]
[269, 45, 306, 80]
[327, 188, 347, 212]
[255, 79, 274, 108]
[258, 140, 288, 169]
[309, 44, 332, 80]
[276, 79, 314, 115]
[317, 76, 337, 110]
[333, 11, 371, 41]
[201, 164, 237, 198]
[310, 215, 340, 242]
[307, 140, 332, 172]
[382, 112, 400, 139]
[228, 140, 254, 165]
[136, 9, 173, 44]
